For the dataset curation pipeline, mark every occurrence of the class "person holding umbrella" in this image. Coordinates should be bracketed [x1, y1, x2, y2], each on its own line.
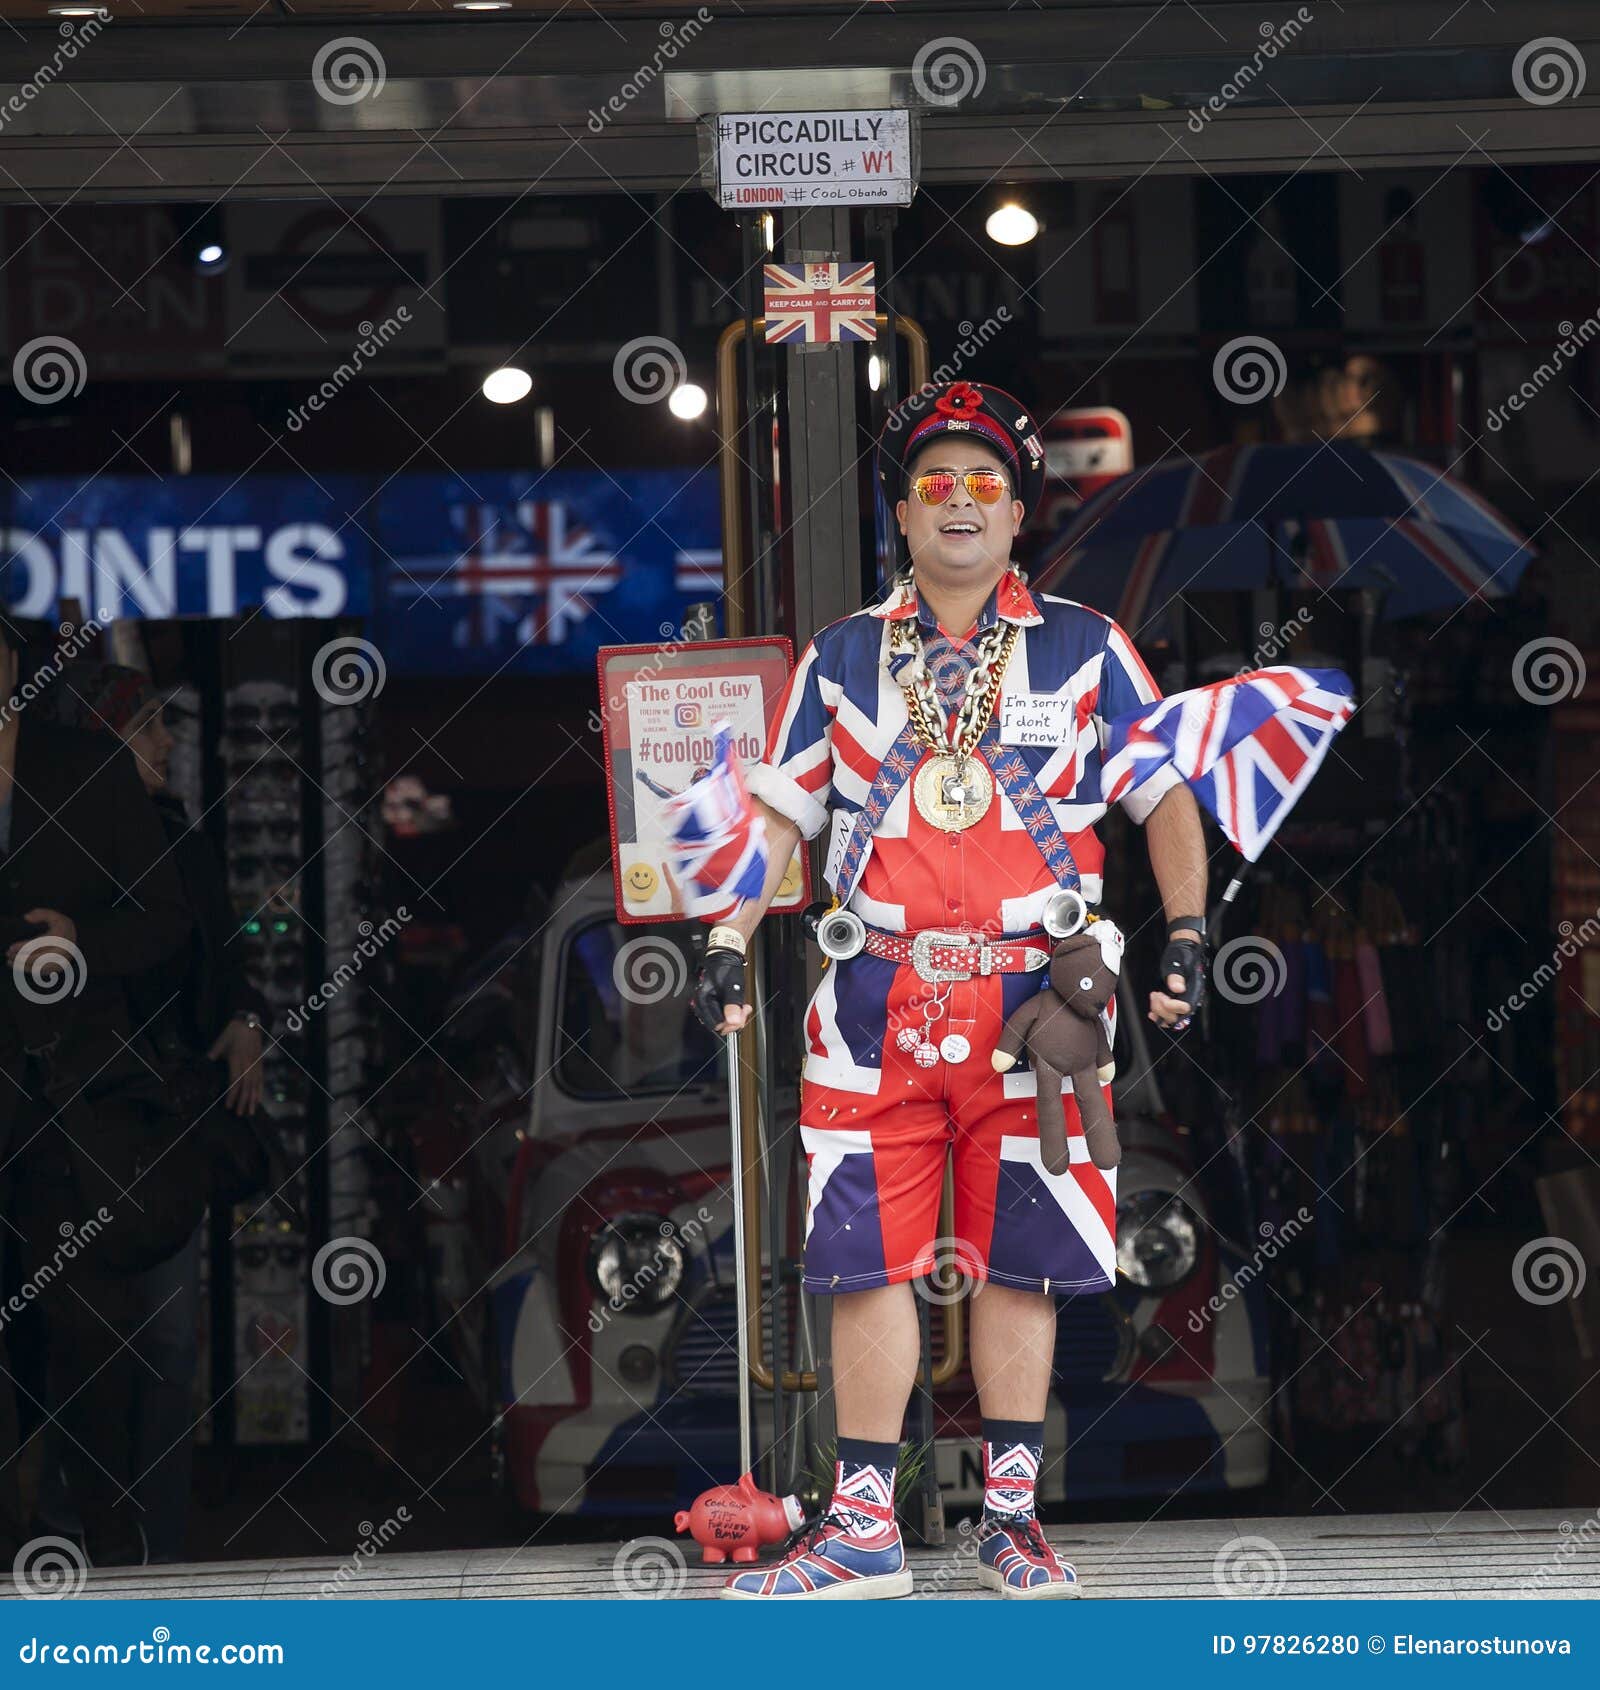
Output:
[692, 379, 1210, 1600]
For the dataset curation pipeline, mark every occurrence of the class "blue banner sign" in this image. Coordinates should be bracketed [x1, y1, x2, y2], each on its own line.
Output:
[2, 470, 724, 675]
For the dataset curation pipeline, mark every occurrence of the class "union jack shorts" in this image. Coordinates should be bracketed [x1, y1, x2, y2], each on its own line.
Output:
[798, 953, 1118, 1296]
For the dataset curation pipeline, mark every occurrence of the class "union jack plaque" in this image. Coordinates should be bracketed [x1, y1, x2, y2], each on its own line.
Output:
[762, 261, 877, 344]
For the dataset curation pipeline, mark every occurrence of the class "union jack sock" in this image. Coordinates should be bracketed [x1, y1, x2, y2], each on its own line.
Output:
[981, 1420, 1043, 1521]
[977, 1420, 1080, 1599]
[830, 1438, 900, 1535]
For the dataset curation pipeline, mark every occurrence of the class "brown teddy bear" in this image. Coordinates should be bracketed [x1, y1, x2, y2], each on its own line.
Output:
[990, 924, 1122, 1172]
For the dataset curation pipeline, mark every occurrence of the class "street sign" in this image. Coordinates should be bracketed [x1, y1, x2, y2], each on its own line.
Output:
[710, 109, 915, 208]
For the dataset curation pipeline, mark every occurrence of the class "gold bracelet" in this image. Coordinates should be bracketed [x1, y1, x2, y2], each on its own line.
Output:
[706, 925, 747, 956]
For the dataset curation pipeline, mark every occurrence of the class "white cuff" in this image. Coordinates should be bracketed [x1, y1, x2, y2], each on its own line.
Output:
[1118, 760, 1184, 825]
[746, 762, 830, 842]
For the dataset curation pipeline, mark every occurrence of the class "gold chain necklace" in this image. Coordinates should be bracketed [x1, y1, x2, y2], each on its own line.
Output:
[890, 610, 1019, 832]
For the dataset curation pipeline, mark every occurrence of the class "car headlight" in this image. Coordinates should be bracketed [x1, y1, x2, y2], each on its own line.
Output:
[587, 1213, 686, 1315]
[1116, 1190, 1199, 1290]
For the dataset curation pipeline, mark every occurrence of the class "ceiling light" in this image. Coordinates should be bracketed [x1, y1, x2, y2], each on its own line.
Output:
[867, 354, 883, 392]
[47, 7, 102, 15]
[452, 2, 512, 9]
[986, 203, 1039, 246]
[668, 383, 708, 421]
[482, 366, 533, 404]
[177, 206, 227, 274]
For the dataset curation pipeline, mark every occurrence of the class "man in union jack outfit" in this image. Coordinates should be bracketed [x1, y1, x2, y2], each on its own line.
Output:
[695, 380, 1209, 1600]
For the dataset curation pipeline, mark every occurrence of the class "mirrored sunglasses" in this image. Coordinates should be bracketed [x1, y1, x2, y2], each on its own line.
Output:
[912, 469, 1011, 506]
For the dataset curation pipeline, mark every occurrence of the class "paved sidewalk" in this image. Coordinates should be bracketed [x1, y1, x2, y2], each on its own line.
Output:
[8, 1508, 1598, 1599]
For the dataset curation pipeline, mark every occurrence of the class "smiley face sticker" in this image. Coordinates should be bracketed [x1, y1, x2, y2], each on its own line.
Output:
[622, 861, 659, 902]
[777, 854, 803, 900]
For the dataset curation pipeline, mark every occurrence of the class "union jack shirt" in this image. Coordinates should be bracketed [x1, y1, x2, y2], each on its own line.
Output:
[746, 574, 1182, 935]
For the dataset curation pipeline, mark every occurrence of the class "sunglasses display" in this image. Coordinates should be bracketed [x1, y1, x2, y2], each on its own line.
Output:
[225, 701, 300, 737]
[230, 817, 301, 847]
[911, 468, 1011, 506]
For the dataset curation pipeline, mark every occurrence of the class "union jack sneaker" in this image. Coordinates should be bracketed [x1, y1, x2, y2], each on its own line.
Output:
[721, 1455, 911, 1600]
[977, 1516, 1081, 1599]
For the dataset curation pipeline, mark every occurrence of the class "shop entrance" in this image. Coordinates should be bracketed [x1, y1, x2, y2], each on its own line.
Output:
[0, 0, 1596, 1588]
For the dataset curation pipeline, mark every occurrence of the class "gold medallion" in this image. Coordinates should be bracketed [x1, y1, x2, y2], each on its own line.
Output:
[913, 753, 994, 832]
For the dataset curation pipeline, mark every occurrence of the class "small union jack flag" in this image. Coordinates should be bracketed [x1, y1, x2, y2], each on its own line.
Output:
[637, 722, 768, 919]
[1102, 666, 1356, 861]
[762, 261, 876, 344]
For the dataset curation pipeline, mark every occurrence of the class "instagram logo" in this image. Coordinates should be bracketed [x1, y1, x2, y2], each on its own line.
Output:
[675, 702, 703, 727]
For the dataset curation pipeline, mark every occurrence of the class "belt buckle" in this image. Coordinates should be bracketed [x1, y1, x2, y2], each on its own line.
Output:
[910, 929, 976, 983]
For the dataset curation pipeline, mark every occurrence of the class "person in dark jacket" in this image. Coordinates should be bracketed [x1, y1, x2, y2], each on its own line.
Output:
[63, 664, 273, 1564]
[0, 626, 192, 1570]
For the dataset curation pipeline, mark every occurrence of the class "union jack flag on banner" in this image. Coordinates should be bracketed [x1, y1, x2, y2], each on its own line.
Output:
[1102, 667, 1356, 861]
[762, 261, 876, 344]
[636, 721, 769, 918]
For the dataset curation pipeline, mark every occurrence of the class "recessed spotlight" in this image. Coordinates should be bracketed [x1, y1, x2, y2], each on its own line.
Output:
[668, 383, 708, 421]
[48, 7, 102, 15]
[986, 203, 1039, 246]
[867, 354, 883, 392]
[452, 2, 511, 9]
[482, 366, 532, 404]
[197, 242, 224, 267]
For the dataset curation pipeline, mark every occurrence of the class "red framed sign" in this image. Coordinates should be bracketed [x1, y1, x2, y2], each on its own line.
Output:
[597, 636, 812, 925]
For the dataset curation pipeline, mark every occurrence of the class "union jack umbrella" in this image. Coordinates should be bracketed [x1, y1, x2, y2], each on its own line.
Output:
[636, 722, 769, 919]
[762, 261, 876, 344]
[1103, 665, 1356, 863]
[1036, 443, 1536, 630]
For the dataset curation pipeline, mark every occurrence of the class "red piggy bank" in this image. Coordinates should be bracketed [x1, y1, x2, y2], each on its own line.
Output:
[674, 1471, 805, 1564]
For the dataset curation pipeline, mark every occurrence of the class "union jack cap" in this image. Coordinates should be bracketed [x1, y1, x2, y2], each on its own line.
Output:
[878, 379, 1047, 522]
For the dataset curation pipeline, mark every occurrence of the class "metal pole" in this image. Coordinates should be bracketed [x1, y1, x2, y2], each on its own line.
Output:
[726, 1030, 754, 1478]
